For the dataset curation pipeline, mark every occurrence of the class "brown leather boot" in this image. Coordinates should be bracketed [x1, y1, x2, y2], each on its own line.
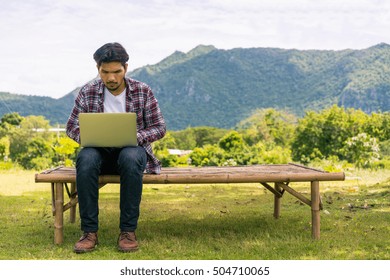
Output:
[118, 232, 139, 252]
[74, 232, 98, 253]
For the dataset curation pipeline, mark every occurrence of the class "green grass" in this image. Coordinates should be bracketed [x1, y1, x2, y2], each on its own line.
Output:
[0, 169, 389, 260]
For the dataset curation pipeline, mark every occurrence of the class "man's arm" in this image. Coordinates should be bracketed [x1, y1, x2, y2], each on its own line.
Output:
[137, 88, 166, 145]
[66, 91, 86, 144]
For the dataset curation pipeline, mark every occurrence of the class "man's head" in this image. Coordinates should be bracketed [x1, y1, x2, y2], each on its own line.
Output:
[93, 42, 129, 67]
[94, 43, 129, 95]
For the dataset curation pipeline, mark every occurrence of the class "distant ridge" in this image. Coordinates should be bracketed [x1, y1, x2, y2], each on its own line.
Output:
[1, 43, 389, 129]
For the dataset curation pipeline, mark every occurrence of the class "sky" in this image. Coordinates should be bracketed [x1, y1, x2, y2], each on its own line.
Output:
[0, 0, 389, 99]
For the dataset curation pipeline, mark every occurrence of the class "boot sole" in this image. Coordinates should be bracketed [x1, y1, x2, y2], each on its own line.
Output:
[74, 244, 98, 254]
[118, 246, 139, 252]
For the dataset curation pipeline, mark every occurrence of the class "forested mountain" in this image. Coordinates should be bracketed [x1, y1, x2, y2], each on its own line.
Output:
[1, 43, 389, 130]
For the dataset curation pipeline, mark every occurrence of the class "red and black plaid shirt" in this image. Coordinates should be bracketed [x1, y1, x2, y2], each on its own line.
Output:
[66, 77, 166, 174]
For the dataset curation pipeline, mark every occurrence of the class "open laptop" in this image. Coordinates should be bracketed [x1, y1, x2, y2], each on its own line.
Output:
[79, 113, 138, 147]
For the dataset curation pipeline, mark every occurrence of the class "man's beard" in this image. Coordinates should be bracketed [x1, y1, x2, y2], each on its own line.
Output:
[106, 82, 120, 91]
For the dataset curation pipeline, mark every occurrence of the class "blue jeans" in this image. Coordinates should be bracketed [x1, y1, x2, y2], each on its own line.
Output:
[76, 146, 147, 233]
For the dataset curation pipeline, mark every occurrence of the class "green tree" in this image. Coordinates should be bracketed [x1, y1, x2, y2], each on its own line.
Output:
[341, 133, 380, 168]
[0, 113, 24, 139]
[153, 132, 177, 153]
[19, 137, 54, 170]
[219, 131, 245, 152]
[8, 127, 30, 164]
[364, 112, 390, 142]
[6, 115, 55, 169]
[291, 105, 368, 163]
[1, 112, 23, 127]
[237, 108, 297, 147]
[261, 146, 292, 164]
[153, 132, 179, 167]
[53, 137, 79, 166]
[0, 136, 10, 160]
[190, 144, 226, 166]
[218, 131, 252, 165]
[249, 143, 292, 164]
[172, 126, 228, 150]
[20, 115, 51, 139]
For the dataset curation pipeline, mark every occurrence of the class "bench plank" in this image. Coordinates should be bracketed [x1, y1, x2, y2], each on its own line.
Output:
[36, 164, 345, 184]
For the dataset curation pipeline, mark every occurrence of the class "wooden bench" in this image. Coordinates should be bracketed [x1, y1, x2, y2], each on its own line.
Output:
[35, 163, 345, 244]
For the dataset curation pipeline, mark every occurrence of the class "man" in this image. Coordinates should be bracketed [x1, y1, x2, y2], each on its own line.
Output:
[66, 42, 166, 253]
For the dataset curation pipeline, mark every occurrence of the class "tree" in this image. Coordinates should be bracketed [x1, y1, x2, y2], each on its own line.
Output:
[8, 115, 53, 165]
[153, 132, 179, 167]
[0, 113, 24, 139]
[364, 112, 390, 142]
[0, 136, 10, 160]
[291, 105, 368, 163]
[1, 112, 23, 127]
[237, 108, 297, 147]
[153, 132, 177, 153]
[341, 133, 380, 168]
[219, 131, 245, 152]
[20, 115, 51, 139]
[18, 137, 54, 170]
[190, 144, 226, 166]
[249, 143, 292, 164]
[53, 137, 79, 166]
[171, 126, 228, 150]
[218, 131, 253, 165]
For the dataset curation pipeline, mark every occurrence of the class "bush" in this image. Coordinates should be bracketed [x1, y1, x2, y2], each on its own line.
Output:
[261, 146, 292, 164]
[342, 133, 380, 168]
[371, 157, 390, 170]
[308, 156, 353, 172]
[190, 145, 226, 166]
[0, 161, 16, 170]
[29, 157, 53, 171]
[160, 154, 179, 167]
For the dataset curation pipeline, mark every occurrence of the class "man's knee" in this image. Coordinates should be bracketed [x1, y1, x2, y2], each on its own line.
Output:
[118, 147, 147, 172]
[76, 147, 102, 171]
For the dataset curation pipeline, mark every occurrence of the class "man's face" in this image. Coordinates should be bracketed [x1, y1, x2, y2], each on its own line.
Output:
[98, 61, 128, 95]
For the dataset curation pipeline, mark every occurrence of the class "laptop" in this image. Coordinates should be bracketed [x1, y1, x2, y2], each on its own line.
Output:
[79, 113, 138, 147]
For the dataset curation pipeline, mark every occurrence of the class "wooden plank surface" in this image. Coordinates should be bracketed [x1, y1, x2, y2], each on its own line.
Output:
[35, 164, 345, 184]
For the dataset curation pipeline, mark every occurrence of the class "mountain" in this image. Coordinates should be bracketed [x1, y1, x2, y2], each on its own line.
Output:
[0, 91, 70, 125]
[1, 43, 390, 130]
[130, 43, 390, 130]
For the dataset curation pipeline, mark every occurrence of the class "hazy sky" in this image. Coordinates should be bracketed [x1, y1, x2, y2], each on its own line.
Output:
[1, 0, 389, 99]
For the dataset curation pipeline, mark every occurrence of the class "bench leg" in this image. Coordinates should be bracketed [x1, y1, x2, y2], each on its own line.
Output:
[311, 181, 320, 240]
[70, 183, 76, 223]
[273, 183, 282, 219]
[54, 182, 64, 245]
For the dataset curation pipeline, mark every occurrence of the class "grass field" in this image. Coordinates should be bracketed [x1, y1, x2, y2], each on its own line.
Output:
[0, 168, 389, 260]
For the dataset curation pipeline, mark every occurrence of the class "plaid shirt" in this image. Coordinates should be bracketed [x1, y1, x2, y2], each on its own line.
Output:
[66, 77, 166, 174]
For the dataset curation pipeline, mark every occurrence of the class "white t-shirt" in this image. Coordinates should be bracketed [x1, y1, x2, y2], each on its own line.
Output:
[103, 88, 126, 112]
